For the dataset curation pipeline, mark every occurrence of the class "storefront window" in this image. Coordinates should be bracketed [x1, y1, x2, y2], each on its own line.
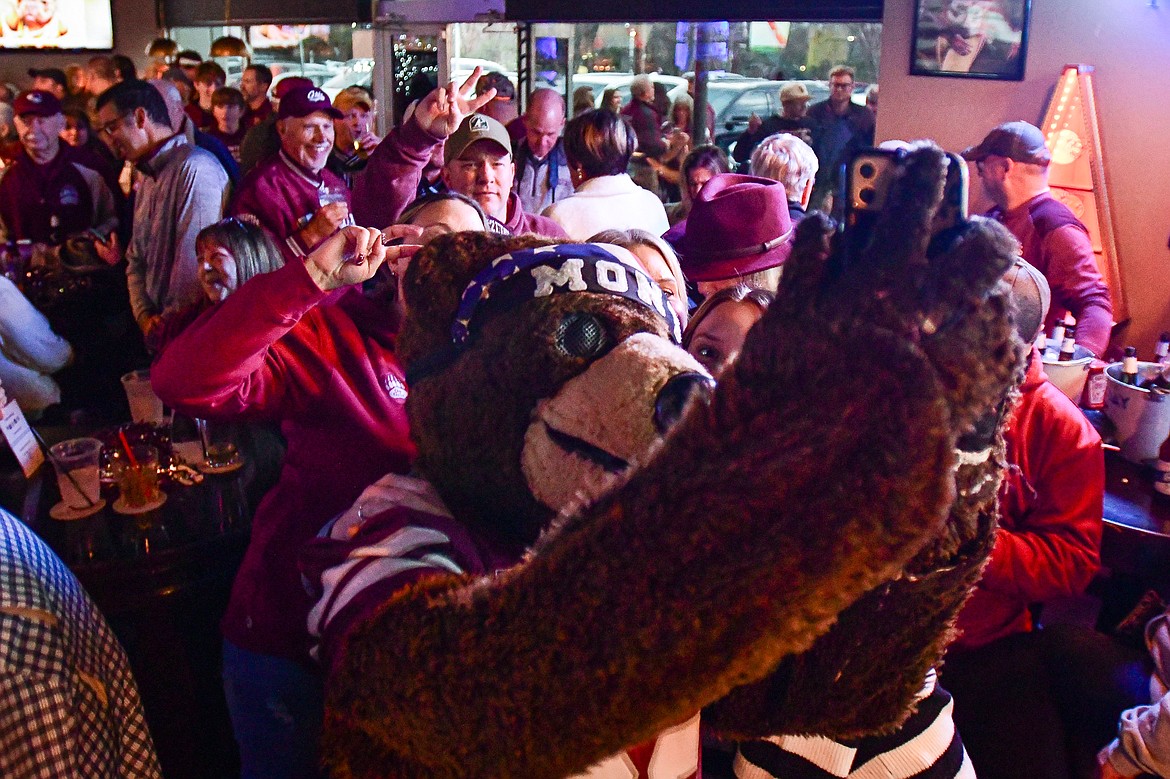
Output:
[168, 23, 375, 97]
[447, 21, 880, 84]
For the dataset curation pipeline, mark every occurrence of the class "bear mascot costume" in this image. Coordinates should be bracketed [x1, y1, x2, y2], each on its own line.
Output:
[303, 145, 1026, 778]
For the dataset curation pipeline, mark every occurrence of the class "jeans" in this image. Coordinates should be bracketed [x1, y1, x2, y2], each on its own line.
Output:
[222, 640, 324, 779]
[942, 627, 1148, 779]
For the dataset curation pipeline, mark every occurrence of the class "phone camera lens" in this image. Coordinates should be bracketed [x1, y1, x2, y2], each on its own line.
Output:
[859, 187, 875, 204]
[859, 162, 876, 179]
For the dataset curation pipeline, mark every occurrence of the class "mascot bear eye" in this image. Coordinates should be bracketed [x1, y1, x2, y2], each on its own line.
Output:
[555, 312, 610, 359]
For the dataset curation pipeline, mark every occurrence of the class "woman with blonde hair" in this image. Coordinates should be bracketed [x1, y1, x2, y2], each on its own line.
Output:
[150, 217, 285, 354]
[681, 284, 773, 375]
[589, 227, 689, 327]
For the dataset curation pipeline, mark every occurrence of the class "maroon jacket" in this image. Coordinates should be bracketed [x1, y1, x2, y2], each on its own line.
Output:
[185, 102, 213, 130]
[0, 145, 120, 242]
[992, 192, 1113, 356]
[245, 99, 273, 129]
[152, 260, 415, 661]
[503, 191, 567, 239]
[622, 99, 667, 159]
[352, 117, 440, 229]
[232, 151, 351, 264]
[953, 352, 1103, 649]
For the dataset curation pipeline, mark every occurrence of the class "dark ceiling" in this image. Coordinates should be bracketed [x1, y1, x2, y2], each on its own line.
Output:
[504, 0, 884, 22]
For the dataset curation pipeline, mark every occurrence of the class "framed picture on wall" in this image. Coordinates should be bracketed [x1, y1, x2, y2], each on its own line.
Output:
[910, 0, 1031, 80]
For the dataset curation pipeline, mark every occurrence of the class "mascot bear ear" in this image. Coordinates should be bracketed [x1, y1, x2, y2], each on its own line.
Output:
[398, 232, 556, 369]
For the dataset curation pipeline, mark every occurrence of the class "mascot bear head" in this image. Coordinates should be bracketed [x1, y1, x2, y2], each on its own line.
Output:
[397, 232, 711, 549]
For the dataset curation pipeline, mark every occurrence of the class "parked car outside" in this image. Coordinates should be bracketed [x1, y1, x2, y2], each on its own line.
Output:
[710, 79, 872, 157]
[319, 58, 375, 100]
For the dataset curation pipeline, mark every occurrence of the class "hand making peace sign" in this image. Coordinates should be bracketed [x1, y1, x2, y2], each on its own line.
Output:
[411, 66, 499, 139]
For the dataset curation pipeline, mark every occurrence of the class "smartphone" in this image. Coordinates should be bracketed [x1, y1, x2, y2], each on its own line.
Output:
[840, 147, 969, 266]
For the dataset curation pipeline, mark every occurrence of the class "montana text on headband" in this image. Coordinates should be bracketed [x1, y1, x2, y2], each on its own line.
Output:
[451, 243, 684, 345]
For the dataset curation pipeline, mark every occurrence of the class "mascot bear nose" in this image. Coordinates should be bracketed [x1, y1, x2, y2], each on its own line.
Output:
[654, 372, 715, 434]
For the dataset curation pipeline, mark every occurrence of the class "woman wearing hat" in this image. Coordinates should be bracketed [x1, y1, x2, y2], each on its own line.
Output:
[665, 173, 795, 297]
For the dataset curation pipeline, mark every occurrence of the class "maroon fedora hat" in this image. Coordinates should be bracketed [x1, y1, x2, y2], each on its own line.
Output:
[667, 174, 794, 282]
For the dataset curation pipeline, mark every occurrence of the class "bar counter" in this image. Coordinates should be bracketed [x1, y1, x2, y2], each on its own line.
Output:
[1, 427, 262, 779]
[1101, 449, 1170, 592]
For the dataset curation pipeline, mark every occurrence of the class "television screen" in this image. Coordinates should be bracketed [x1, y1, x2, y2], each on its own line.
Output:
[249, 25, 332, 50]
[0, 0, 113, 50]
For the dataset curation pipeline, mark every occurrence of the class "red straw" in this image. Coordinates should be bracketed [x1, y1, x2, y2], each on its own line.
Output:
[118, 428, 140, 468]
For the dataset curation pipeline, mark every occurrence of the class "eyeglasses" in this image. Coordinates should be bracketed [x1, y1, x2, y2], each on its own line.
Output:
[830, 81, 854, 89]
[97, 112, 130, 137]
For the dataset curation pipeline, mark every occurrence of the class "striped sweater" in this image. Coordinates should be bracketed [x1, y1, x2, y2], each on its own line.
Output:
[301, 473, 701, 778]
[734, 672, 973, 779]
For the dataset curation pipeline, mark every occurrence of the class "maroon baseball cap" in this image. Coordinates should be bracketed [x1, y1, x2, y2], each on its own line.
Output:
[277, 85, 343, 120]
[13, 90, 62, 118]
[273, 76, 313, 101]
[667, 174, 794, 282]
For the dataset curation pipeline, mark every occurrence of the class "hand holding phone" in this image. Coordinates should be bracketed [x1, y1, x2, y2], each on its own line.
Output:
[841, 146, 970, 266]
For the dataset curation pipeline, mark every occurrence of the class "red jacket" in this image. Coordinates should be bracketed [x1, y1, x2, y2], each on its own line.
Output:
[954, 352, 1103, 649]
[152, 260, 415, 660]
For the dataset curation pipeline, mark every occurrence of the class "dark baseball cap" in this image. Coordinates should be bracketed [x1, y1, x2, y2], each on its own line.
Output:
[28, 68, 67, 89]
[14, 90, 62, 118]
[176, 50, 203, 67]
[161, 66, 193, 90]
[961, 121, 1052, 166]
[277, 85, 343, 120]
[444, 113, 512, 165]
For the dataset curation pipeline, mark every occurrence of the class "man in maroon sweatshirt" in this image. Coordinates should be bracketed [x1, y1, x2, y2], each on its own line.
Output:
[353, 68, 566, 239]
[963, 121, 1113, 356]
[232, 85, 351, 263]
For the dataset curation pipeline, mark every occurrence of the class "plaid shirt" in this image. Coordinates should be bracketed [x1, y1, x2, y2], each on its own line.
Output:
[0, 509, 161, 778]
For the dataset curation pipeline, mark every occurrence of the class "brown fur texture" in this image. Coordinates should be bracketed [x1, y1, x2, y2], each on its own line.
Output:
[321, 144, 1026, 778]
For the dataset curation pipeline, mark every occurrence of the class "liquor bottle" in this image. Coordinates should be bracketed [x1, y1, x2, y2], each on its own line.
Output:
[1159, 332, 1170, 366]
[1057, 326, 1077, 361]
[1034, 331, 1048, 356]
[1050, 322, 1066, 358]
[1120, 346, 1139, 386]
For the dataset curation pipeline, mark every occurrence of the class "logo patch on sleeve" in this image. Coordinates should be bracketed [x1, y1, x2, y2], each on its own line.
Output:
[383, 373, 408, 402]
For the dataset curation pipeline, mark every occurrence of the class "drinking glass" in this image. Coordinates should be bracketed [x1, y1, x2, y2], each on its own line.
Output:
[171, 413, 206, 466]
[49, 437, 103, 509]
[121, 369, 166, 424]
[116, 444, 162, 509]
[197, 418, 240, 470]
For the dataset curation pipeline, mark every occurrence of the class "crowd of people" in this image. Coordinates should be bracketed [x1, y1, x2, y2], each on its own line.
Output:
[0, 43, 1160, 779]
